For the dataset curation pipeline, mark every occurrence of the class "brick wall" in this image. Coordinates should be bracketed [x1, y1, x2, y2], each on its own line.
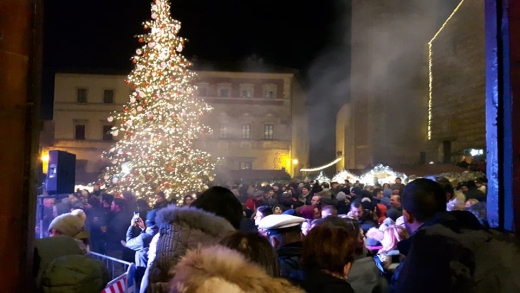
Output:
[428, 0, 486, 163]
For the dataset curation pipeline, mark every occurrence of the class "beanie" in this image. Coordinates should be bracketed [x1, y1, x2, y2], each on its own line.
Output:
[336, 191, 347, 201]
[48, 213, 84, 237]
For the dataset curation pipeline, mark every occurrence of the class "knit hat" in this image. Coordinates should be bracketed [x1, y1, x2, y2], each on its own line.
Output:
[48, 213, 84, 237]
[70, 209, 86, 224]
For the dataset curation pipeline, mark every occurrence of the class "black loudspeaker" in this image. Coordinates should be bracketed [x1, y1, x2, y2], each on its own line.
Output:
[46, 150, 76, 194]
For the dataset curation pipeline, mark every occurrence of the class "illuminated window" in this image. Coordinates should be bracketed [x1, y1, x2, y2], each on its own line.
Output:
[240, 162, 252, 170]
[264, 124, 274, 140]
[77, 88, 87, 103]
[219, 124, 228, 138]
[242, 124, 251, 139]
[103, 90, 114, 104]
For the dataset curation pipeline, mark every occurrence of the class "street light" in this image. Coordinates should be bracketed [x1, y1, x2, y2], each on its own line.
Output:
[292, 159, 299, 165]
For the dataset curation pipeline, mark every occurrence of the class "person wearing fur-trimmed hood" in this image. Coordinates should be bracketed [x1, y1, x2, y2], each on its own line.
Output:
[169, 245, 305, 293]
[145, 186, 243, 293]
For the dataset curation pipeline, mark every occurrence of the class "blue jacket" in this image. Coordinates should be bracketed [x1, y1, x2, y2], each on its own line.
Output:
[126, 224, 158, 267]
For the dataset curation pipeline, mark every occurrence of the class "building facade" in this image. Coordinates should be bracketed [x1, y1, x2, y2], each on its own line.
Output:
[44, 67, 309, 183]
[427, 0, 486, 163]
[336, 0, 459, 171]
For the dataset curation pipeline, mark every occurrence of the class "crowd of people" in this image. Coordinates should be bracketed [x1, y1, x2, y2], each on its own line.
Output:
[33, 175, 520, 293]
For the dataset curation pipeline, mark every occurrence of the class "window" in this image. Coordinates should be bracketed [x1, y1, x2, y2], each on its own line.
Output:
[102, 125, 113, 141]
[240, 162, 252, 170]
[219, 88, 230, 97]
[198, 88, 207, 96]
[219, 124, 228, 138]
[241, 124, 251, 139]
[241, 89, 252, 98]
[264, 124, 274, 140]
[77, 88, 87, 103]
[239, 84, 254, 98]
[217, 83, 232, 97]
[75, 124, 86, 140]
[103, 90, 114, 104]
[263, 84, 277, 99]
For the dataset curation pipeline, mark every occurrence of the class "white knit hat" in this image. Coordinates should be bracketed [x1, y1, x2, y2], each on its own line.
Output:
[48, 213, 84, 237]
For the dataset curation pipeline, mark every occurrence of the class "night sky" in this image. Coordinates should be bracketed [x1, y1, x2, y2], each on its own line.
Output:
[43, 0, 349, 167]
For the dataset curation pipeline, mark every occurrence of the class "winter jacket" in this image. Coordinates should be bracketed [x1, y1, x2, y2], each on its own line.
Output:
[169, 245, 305, 293]
[147, 206, 236, 293]
[40, 254, 109, 293]
[276, 242, 304, 282]
[106, 210, 133, 251]
[349, 256, 389, 293]
[301, 268, 355, 293]
[397, 226, 520, 292]
[126, 224, 159, 267]
[34, 236, 109, 293]
[392, 212, 520, 293]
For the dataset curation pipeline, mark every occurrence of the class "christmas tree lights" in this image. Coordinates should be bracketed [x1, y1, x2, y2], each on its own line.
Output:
[100, 0, 216, 203]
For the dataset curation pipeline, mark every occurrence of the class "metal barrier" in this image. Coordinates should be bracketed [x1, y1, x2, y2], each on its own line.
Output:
[89, 251, 133, 281]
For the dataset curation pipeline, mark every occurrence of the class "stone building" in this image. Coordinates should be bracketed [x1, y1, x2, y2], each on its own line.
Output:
[337, 0, 460, 171]
[427, 0, 486, 163]
[44, 64, 309, 183]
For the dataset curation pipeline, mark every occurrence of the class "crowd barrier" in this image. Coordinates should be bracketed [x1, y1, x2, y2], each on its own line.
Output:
[89, 251, 137, 293]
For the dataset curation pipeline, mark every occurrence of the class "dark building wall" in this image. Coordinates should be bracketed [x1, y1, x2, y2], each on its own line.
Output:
[428, 0, 486, 162]
[348, 0, 450, 168]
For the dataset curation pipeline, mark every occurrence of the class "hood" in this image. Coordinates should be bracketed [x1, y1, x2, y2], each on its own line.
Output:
[277, 242, 304, 257]
[170, 245, 305, 293]
[155, 205, 235, 237]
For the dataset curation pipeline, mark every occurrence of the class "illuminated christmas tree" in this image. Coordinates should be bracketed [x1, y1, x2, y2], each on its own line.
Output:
[100, 0, 215, 203]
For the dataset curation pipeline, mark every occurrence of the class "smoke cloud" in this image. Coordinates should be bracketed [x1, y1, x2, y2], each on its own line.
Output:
[305, 0, 461, 171]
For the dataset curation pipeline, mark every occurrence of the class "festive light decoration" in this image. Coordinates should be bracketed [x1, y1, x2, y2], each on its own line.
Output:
[428, 0, 466, 140]
[315, 171, 331, 183]
[100, 0, 216, 203]
[331, 170, 361, 184]
[359, 164, 408, 185]
[300, 157, 343, 172]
